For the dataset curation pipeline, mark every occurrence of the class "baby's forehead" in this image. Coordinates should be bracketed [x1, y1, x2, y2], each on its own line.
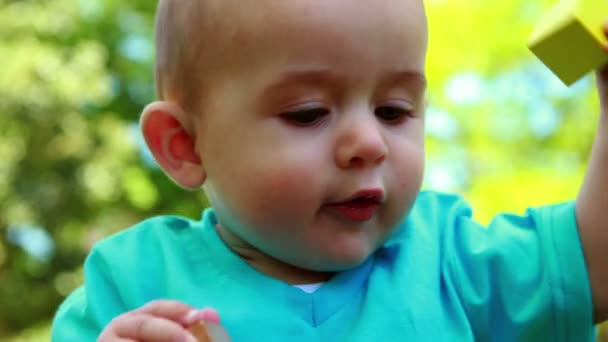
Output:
[159, 0, 426, 35]
[155, 0, 427, 109]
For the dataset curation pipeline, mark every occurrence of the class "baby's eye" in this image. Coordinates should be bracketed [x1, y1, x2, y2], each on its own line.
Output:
[280, 108, 329, 126]
[375, 104, 414, 124]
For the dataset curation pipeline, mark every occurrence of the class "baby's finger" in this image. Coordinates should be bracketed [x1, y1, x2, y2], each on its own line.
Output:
[112, 313, 195, 342]
[184, 307, 221, 325]
[98, 338, 136, 342]
[135, 300, 197, 325]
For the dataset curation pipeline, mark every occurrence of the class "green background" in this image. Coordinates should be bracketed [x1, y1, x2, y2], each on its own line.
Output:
[0, 0, 606, 340]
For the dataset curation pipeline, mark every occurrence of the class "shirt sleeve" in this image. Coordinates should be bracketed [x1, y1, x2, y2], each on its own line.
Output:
[51, 248, 127, 342]
[442, 200, 594, 342]
[51, 216, 196, 341]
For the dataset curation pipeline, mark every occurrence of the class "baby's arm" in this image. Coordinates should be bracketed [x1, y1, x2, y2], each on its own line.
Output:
[575, 37, 608, 323]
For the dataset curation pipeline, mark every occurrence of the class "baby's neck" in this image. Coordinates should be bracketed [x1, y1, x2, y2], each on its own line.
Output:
[215, 224, 334, 285]
[245, 251, 334, 285]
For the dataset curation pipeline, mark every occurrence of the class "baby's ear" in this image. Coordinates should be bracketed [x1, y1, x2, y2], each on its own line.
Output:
[140, 101, 206, 189]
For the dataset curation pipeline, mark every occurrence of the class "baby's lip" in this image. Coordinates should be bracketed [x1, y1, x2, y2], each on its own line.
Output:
[330, 189, 384, 205]
[324, 189, 384, 222]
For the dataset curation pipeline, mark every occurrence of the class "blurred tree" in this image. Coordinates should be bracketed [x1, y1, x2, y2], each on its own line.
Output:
[0, 0, 605, 339]
[0, 0, 206, 337]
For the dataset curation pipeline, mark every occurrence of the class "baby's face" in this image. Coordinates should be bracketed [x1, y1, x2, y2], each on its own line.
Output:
[196, 0, 427, 273]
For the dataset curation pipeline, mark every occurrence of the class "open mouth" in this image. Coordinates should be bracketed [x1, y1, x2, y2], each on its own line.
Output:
[345, 196, 380, 205]
[342, 196, 380, 206]
[325, 189, 383, 221]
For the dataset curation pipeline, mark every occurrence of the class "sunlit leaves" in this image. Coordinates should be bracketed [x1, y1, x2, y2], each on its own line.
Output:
[424, 0, 598, 225]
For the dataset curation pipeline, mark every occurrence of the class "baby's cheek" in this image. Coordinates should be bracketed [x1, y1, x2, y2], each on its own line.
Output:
[248, 164, 321, 215]
[386, 158, 424, 217]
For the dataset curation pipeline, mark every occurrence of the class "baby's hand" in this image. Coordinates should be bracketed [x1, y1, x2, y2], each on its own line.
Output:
[97, 300, 222, 342]
[598, 22, 608, 117]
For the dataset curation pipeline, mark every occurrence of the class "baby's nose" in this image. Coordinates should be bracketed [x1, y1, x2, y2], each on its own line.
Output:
[334, 118, 388, 169]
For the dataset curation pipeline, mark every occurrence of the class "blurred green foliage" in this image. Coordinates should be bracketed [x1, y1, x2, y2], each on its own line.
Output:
[0, 0, 606, 340]
[0, 0, 207, 339]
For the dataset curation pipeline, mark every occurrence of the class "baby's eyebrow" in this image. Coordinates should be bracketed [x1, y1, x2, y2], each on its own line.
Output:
[260, 69, 428, 102]
[264, 69, 427, 91]
[383, 71, 427, 92]
[262, 69, 341, 93]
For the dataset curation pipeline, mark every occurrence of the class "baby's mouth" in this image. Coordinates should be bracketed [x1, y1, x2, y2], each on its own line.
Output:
[325, 190, 383, 222]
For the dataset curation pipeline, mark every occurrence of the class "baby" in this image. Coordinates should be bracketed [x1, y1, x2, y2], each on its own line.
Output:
[52, 0, 608, 341]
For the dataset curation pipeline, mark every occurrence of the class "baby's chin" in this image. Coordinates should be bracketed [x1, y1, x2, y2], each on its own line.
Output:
[321, 241, 387, 271]
[292, 249, 376, 273]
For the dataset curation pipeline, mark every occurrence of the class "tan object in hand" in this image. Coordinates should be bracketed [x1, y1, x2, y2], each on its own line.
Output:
[188, 320, 231, 342]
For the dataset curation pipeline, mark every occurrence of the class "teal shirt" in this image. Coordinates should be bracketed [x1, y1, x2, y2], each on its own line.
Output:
[52, 191, 594, 341]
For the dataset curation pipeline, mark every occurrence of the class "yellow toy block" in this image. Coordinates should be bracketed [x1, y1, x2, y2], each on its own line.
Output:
[528, 0, 608, 85]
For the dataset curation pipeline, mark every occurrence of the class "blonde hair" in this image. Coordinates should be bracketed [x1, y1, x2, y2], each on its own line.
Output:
[155, 0, 272, 115]
[155, 0, 229, 113]
[155, 0, 200, 112]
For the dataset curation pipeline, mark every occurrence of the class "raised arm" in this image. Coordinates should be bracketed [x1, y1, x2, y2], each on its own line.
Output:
[575, 65, 608, 323]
